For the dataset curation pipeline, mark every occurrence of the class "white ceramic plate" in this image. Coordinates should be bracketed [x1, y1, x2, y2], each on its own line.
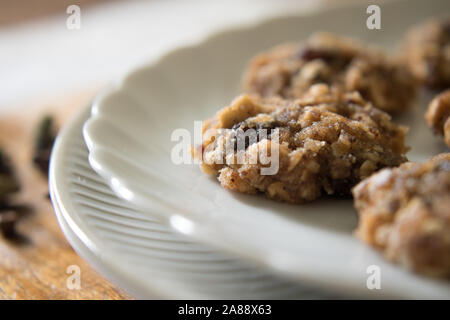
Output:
[50, 106, 334, 299]
[83, 0, 450, 299]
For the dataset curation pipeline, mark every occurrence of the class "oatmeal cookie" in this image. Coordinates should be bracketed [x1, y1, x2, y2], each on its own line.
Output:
[195, 84, 409, 204]
[400, 17, 450, 88]
[425, 89, 450, 147]
[243, 32, 417, 114]
[352, 153, 450, 277]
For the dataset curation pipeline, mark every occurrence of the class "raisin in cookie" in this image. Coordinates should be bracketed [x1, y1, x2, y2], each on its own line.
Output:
[243, 32, 417, 114]
[400, 18, 450, 88]
[195, 84, 408, 204]
[425, 89, 450, 147]
[352, 153, 450, 278]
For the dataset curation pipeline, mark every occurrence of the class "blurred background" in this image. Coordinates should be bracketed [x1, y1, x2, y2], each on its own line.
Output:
[0, 0, 349, 112]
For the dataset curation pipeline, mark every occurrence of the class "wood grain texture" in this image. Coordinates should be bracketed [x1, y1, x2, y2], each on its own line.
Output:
[0, 92, 132, 300]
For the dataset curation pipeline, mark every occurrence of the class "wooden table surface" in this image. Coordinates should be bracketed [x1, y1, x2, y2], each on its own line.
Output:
[0, 92, 132, 300]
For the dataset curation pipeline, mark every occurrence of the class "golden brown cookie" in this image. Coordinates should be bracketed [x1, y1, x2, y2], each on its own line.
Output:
[243, 32, 417, 114]
[400, 17, 450, 88]
[352, 153, 450, 278]
[425, 89, 450, 147]
[195, 84, 409, 204]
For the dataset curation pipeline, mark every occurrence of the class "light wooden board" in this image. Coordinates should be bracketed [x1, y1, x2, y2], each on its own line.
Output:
[0, 92, 132, 299]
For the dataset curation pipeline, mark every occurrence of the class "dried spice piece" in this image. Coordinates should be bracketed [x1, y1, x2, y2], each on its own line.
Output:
[1, 203, 32, 216]
[0, 149, 20, 197]
[0, 210, 20, 239]
[0, 208, 29, 244]
[0, 148, 29, 242]
[33, 115, 57, 176]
